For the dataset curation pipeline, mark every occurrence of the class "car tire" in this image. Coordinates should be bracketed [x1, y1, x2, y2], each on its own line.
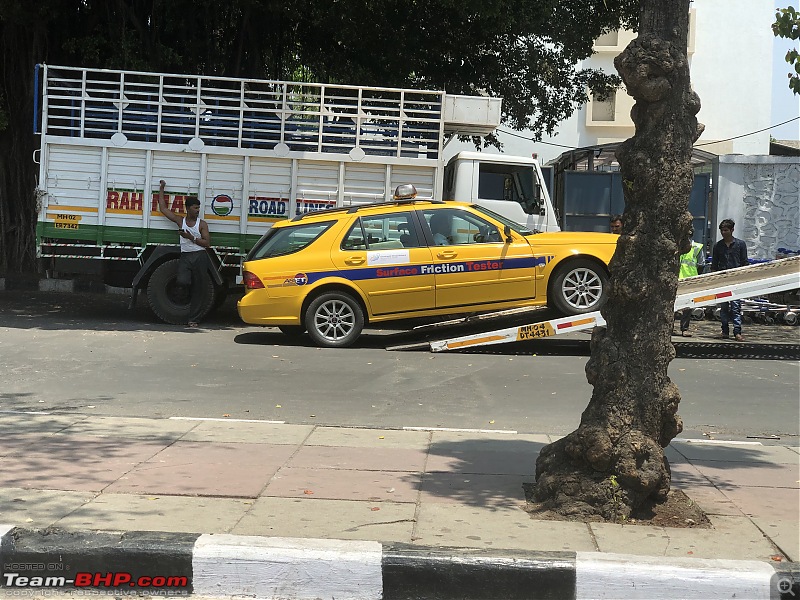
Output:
[305, 291, 364, 348]
[550, 259, 609, 315]
[278, 325, 305, 336]
[146, 258, 214, 325]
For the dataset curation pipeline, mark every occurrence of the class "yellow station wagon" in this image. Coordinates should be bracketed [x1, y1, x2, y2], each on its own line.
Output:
[238, 198, 617, 347]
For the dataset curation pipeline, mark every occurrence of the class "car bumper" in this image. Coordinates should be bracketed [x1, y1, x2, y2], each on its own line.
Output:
[237, 289, 303, 326]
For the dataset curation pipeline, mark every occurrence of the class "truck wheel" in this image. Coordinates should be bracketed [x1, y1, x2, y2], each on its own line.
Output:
[305, 291, 364, 348]
[209, 285, 229, 313]
[550, 259, 608, 315]
[146, 258, 214, 325]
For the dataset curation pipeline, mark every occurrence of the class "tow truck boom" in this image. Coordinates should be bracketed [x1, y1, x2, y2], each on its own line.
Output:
[419, 256, 800, 352]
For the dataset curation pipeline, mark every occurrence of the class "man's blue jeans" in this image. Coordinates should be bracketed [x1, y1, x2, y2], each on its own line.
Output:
[720, 300, 742, 336]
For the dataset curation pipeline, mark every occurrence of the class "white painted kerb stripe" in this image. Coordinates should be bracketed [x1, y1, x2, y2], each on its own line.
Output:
[673, 439, 764, 446]
[192, 535, 383, 599]
[170, 416, 285, 424]
[403, 426, 518, 434]
[576, 552, 775, 600]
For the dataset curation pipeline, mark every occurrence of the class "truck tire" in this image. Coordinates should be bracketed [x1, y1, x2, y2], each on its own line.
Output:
[305, 291, 364, 348]
[549, 259, 609, 315]
[146, 258, 215, 325]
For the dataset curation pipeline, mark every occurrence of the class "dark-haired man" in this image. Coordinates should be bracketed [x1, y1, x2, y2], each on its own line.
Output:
[711, 218, 748, 341]
[610, 215, 623, 235]
[156, 180, 211, 328]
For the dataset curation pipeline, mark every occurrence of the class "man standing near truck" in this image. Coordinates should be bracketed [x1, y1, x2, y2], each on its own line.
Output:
[156, 180, 211, 328]
[711, 218, 748, 341]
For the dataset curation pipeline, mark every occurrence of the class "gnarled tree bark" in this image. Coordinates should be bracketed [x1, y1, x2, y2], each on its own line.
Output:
[533, 0, 704, 520]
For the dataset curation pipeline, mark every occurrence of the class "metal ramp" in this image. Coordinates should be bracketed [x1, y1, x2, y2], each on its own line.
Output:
[386, 256, 800, 352]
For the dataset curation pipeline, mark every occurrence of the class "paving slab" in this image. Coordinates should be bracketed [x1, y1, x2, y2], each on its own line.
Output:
[414, 503, 597, 552]
[305, 427, 430, 449]
[428, 431, 550, 446]
[286, 445, 428, 472]
[0, 488, 94, 528]
[179, 421, 313, 444]
[690, 460, 800, 489]
[0, 414, 88, 434]
[425, 446, 538, 475]
[57, 415, 197, 440]
[719, 485, 800, 519]
[672, 482, 746, 516]
[672, 441, 800, 464]
[418, 472, 527, 509]
[668, 461, 712, 486]
[264, 467, 421, 502]
[0, 436, 166, 492]
[0, 432, 55, 457]
[590, 515, 781, 560]
[750, 516, 800, 561]
[55, 493, 253, 533]
[105, 441, 296, 498]
[231, 497, 416, 542]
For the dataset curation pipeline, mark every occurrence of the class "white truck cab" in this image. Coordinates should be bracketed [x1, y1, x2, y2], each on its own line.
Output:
[444, 151, 559, 232]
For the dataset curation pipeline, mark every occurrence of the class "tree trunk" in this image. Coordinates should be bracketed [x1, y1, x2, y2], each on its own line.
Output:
[533, 0, 703, 520]
[0, 18, 42, 274]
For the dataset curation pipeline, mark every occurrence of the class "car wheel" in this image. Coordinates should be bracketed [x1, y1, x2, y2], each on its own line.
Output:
[278, 325, 305, 336]
[550, 259, 608, 315]
[305, 292, 364, 348]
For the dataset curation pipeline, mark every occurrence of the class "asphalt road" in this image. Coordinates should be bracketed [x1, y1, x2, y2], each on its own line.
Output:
[0, 289, 798, 442]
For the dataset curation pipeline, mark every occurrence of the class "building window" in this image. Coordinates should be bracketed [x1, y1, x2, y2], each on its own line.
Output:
[595, 31, 619, 48]
[591, 93, 616, 122]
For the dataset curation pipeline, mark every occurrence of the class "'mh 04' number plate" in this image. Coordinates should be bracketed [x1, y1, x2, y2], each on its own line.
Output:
[517, 322, 555, 340]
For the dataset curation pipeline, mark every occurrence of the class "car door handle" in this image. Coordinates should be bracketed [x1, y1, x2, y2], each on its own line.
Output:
[345, 256, 366, 265]
[437, 251, 457, 259]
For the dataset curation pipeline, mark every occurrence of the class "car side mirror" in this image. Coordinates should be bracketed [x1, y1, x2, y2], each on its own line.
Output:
[504, 225, 513, 244]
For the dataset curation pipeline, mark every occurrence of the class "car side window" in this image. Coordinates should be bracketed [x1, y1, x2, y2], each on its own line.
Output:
[422, 209, 502, 246]
[249, 221, 335, 259]
[341, 212, 422, 250]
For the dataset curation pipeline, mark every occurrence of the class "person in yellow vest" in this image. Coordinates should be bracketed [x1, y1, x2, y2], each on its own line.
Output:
[677, 237, 706, 336]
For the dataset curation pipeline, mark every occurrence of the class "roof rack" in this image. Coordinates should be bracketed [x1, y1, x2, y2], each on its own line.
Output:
[291, 198, 445, 221]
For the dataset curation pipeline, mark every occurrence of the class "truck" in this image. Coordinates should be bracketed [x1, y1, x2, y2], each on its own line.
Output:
[33, 64, 560, 324]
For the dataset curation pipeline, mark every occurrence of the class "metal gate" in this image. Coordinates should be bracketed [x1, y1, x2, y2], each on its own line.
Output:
[561, 171, 711, 248]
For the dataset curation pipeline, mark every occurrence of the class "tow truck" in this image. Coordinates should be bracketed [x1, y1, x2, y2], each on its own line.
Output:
[387, 256, 800, 352]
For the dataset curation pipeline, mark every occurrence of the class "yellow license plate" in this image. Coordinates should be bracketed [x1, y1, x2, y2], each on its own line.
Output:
[517, 322, 555, 340]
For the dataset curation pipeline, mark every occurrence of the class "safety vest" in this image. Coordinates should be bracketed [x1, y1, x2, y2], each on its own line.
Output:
[679, 242, 704, 279]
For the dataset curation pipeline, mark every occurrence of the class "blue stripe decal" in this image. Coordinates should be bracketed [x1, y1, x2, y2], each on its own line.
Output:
[304, 256, 546, 285]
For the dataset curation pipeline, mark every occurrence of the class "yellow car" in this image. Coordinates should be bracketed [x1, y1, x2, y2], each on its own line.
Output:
[238, 200, 617, 347]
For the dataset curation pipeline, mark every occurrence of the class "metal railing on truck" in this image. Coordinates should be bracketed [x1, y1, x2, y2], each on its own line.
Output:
[35, 64, 446, 160]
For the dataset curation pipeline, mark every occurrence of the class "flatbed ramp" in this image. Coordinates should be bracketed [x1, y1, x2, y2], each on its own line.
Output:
[386, 256, 800, 352]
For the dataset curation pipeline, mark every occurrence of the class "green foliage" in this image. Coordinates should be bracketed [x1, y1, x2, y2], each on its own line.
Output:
[2, 0, 639, 142]
[773, 5, 800, 95]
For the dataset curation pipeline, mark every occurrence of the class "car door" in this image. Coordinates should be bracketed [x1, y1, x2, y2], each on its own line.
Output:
[331, 211, 435, 316]
[419, 207, 538, 310]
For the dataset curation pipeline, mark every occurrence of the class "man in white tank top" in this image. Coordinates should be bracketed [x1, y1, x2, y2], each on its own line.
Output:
[156, 180, 211, 327]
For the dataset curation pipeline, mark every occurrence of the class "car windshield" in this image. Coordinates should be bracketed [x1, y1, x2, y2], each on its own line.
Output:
[248, 221, 335, 260]
[472, 205, 536, 236]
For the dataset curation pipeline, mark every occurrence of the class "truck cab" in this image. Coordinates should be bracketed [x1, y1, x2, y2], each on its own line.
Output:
[443, 152, 560, 232]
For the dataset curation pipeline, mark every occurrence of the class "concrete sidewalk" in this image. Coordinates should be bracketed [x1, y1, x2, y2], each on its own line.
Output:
[0, 413, 798, 598]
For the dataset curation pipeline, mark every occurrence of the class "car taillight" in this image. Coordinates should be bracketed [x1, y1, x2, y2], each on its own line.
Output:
[243, 270, 264, 289]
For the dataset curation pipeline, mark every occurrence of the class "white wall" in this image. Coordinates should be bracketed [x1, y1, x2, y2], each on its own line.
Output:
[444, 0, 777, 165]
[713, 156, 800, 259]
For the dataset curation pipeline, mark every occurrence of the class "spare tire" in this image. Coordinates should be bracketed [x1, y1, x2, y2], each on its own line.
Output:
[146, 258, 214, 324]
